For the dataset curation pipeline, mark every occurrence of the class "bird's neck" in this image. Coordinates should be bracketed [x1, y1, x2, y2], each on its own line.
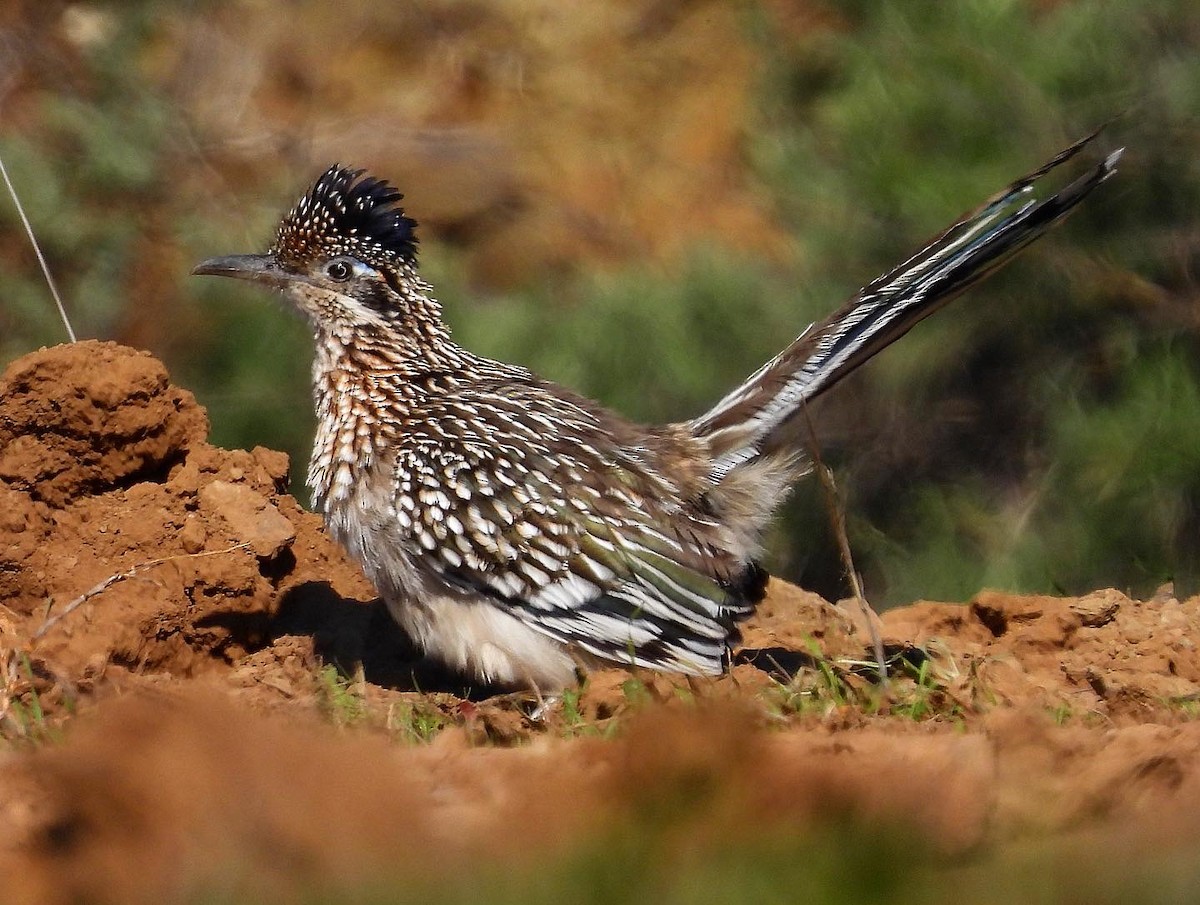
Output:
[307, 320, 468, 509]
[314, 308, 473, 375]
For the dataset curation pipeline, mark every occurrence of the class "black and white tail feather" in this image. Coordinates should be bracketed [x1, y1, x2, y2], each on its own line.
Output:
[694, 130, 1122, 478]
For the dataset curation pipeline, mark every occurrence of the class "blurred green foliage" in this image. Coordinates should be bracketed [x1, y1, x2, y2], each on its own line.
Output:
[736, 0, 1200, 602]
[1, 0, 1197, 604]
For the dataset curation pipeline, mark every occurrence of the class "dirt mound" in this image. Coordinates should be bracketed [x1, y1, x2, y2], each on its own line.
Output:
[0, 341, 387, 716]
[1, 341, 1198, 903]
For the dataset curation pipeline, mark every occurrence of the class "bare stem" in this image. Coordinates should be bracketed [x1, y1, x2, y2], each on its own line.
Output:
[799, 404, 889, 686]
[32, 543, 252, 642]
[0, 152, 77, 343]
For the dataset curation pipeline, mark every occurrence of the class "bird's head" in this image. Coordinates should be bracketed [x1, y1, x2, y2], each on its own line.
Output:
[194, 166, 435, 333]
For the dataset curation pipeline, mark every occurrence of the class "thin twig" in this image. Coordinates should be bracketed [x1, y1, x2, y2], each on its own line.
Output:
[32, 543, 252, 642]
[0, 152, 77, 342]
[798, 403, 888, 686]
[0, 649, 22, 731]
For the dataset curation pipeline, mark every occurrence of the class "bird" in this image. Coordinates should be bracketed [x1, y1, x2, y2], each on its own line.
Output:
[194, 131, 1121, 693]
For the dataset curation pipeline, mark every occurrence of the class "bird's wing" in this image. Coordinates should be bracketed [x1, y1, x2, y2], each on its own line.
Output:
[391, 384, 758, 675]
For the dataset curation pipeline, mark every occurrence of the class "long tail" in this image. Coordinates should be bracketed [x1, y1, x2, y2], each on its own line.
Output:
[691, 129, 1122, 476]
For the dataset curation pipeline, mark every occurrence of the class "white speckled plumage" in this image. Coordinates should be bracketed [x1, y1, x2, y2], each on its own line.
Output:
[194, 136, 1120, 692]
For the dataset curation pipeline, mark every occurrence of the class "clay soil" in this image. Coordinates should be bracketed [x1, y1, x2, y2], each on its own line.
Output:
[1, 341, 1198, 903]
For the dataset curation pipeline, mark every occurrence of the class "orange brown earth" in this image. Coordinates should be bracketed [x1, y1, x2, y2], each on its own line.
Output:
[0, 341, 1197, 903]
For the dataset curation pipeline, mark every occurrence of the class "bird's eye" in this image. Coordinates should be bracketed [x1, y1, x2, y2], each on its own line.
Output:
[326, 259, 353, 281]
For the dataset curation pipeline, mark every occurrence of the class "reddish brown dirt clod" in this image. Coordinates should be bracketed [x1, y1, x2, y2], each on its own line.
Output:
[0, 342, 208, 507]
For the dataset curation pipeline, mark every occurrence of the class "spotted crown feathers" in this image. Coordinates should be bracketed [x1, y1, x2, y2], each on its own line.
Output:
[272, 166, 419, 271]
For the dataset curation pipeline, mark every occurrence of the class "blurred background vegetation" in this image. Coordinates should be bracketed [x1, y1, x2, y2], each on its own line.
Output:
[0, 0, 1196, 607]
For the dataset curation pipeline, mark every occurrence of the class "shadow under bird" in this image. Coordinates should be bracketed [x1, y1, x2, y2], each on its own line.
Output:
[194, 132, 1121, 693]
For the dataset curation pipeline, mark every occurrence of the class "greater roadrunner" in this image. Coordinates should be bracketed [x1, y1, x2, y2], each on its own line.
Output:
[195, 132, 1120, 692]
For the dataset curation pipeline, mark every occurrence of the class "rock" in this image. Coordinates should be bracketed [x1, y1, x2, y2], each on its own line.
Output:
[199, 480, 296, 559]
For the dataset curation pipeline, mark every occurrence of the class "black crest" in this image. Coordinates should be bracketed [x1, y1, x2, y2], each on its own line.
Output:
[273, 166, 419, 269]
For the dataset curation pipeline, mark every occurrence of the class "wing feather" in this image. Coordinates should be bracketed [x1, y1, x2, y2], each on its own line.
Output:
[390, 383, 754, 674]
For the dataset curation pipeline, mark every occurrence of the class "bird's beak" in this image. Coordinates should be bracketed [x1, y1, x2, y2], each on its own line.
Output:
[192, 253, 297, 289]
